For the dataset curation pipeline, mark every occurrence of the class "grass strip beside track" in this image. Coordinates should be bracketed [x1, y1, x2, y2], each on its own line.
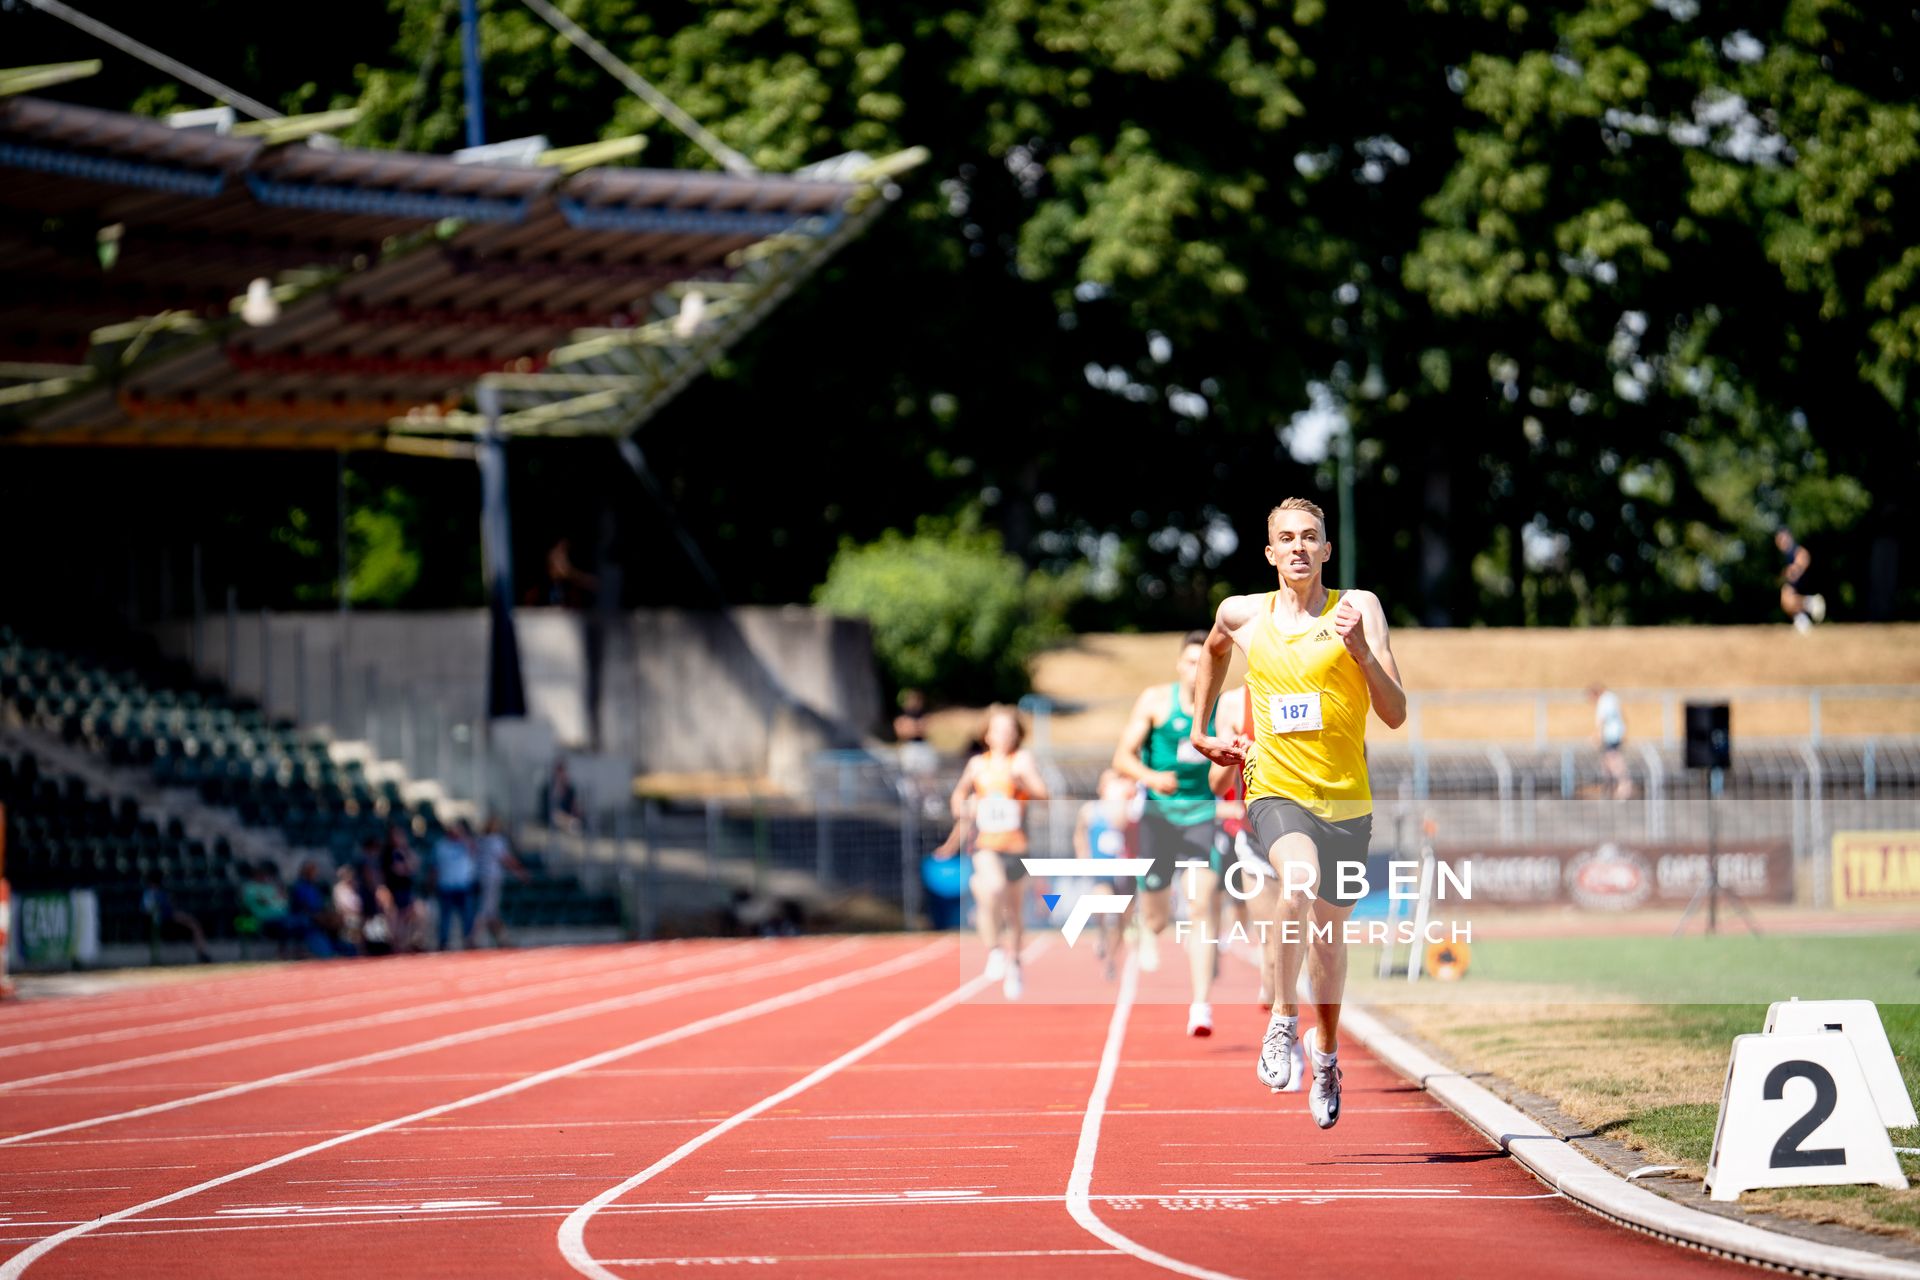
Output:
[1370, 932, 1920, 1242]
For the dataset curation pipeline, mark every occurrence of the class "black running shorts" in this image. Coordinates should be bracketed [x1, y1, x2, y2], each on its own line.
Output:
[1136, 806, 1216, 892]
[1246, 797, 1372, 907]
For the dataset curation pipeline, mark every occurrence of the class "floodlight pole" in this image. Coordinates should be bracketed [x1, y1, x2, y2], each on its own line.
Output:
[477, 385, 526, 721]
[460, 0, 486, 148]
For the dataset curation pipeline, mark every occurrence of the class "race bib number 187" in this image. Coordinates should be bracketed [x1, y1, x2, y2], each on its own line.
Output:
[1269, 693, 1324, 733]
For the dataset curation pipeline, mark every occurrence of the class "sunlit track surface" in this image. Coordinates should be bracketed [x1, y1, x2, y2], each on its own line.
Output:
[0, 938, 1764, 1279]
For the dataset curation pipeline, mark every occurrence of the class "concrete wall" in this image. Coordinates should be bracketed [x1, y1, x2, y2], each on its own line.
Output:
[149, 606, 882, 785]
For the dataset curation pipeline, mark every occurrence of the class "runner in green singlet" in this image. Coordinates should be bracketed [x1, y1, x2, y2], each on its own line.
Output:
[1112, 630, 1224, 1036]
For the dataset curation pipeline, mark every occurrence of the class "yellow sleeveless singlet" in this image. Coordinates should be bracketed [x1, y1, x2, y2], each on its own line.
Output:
[1243, 589, 1373, 821]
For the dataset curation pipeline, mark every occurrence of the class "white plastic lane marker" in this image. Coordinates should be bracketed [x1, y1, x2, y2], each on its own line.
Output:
[0, 939, 863, 1148]
[1065, 955, 1244, 1280]
[556, 939, 1046, 1280]
[0, 942, 745, 1091]
[0, 939, 953, 1280]
[0, 945, 668, 1061]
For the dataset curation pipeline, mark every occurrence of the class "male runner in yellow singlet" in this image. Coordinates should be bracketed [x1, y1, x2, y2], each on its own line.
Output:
[1190, 497, 1407, 1128]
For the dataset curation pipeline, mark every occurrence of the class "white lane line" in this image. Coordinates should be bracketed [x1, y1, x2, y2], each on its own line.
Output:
[0, 945, 653, 1060]
[0, 1189, 1570, 1245]
[12, 1106, 1455, 1152]
[555, 939, 1046, 1280]
[0, 942, 758, 1092]
[600, 1250, 1122, 1266]
[0, 939, 863, 1148]
[0, 946, 606, 1041]
[1066, 955, 1243, 1280]
[0, 939, 953, 1279]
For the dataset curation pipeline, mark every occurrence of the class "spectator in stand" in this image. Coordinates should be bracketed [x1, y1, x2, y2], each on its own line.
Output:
[238, 863, 294, 957]
[381, 826, 426, 953]
[142, 870, 211, 963]
[352, 836, 393, 955]
[470, 816, 526, 949]
[433, 820, 479, 951]
[333, 863, 366, 953]
[287, 858, 346, 956]
[544, 758, 584, 834]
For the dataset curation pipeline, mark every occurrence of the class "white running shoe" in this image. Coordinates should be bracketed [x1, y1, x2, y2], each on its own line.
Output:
[984, 947, 1007, 981]
[1809, 593, 1827, 623]
[1306, 1027, 1342, 1129]
[1187, 1002, 1213, 1037]
[1138, 926, 1161, 973]
[1794, 611, 1813, 634]
[1003, 962, 1024, 1001]
[1257, 1012, 1297, 1090]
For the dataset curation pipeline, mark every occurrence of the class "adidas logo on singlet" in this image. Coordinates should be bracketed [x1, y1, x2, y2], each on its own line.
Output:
[1314, 629, 1332, 641]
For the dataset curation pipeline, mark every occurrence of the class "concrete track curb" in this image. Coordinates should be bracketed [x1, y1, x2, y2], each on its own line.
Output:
[1344, 1006, 1920, 1280]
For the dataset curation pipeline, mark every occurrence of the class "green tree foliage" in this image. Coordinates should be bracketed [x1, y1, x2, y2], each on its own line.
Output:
[815, 520, 1078, 701]
[7, 0, 1915, 624]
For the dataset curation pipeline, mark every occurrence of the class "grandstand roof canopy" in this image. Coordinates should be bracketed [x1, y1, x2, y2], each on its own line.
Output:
[0, 88, 915, 452]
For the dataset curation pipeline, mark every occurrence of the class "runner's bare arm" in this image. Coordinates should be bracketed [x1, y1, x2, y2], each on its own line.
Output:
[1333, 589, 1407, 729]
[1191, 596, 1259, 767]
[948, 757, 978, 821]
[1111, 688, 1178, 793]
[1013, 749, 1050, 801]
[1072, 802, 1092, 859]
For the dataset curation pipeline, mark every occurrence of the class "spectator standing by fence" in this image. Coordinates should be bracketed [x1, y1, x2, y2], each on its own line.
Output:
[433, 821, 479, 951]
[1589, 683, 1633, 801]
[470, 816, 524, 948]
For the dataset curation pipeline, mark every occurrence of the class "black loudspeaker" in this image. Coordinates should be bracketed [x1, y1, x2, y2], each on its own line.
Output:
[1684, 702, 1731, 769]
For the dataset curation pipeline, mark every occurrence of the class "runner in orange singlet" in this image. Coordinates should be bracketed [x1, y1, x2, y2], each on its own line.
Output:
[947, 705, 1049, 999]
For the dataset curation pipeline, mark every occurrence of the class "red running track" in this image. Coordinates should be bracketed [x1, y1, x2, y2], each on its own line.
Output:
[0, 936, 1761, 1278]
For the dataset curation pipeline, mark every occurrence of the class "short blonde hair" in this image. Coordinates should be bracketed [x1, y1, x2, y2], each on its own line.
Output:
[1267, 497, 1327, 539]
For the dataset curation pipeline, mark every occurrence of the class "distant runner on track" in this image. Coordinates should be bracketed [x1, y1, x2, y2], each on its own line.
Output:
[948, 704, 1049, 1000]
[1072, 768, 1136, 981]
[1112, 630, 1222, 1037]
[1191, 497, 1407, 1128]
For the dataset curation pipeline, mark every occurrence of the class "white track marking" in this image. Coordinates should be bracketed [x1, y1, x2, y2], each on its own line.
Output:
[0, 947, 603, 1039]
[0, 939, 952, 1278]
[0, 943, 755, 1091]
[0, 946, 651, 1060]
[1066, 955, 1244, 1280]
[555, 939, 1046, 1280]
[601, 1249, 1122, 1265]
[0, 940, 865, 1148]
[9, 1105, 1450, 1151]
[0, 1190, 1566, 1246]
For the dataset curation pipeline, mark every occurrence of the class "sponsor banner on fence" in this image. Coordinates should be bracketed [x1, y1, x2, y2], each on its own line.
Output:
[1830, 831, 1920, 909]
[1435, 841, 1794, 909]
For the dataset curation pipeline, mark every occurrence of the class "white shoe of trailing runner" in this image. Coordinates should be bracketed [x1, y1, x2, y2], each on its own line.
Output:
[1186, 1002, 1213, 1037]
[1257, 1011, 1297, 1091]
[984, 947, 1007, 981]
[1809, 593, 1827, 623]
[1306, 1027, 1342, 1129]
[1138, 926, 1161, 973]
[1002, 961, 1024, 1001]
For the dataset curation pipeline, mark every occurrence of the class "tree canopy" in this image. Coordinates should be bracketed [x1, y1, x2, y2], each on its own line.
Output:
[6, 0, 1915, 627]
